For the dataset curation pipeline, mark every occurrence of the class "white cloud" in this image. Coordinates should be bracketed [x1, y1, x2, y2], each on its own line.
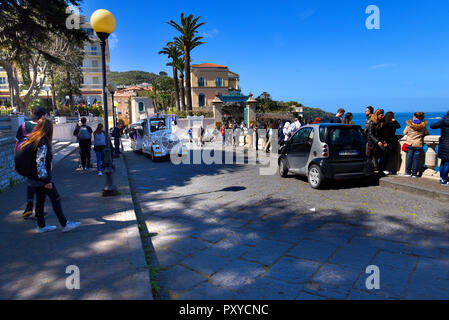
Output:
[371, 63, 396, 69]
[108, 34, 119, 50]
[297, 8, 318, 20]
[201, 28, 219, 38]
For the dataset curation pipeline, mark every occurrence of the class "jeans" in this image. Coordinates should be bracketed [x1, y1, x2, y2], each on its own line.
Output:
[26, 185, 36, 203]
[95, 149, 105, 171]
[79, 140, 91, 169]
[35, 184, 67, 228]
[440, 160, 449, 183]
[406, 147, 423, 176]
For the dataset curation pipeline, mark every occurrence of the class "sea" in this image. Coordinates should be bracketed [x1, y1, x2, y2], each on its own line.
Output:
[351, 112, 445, 136]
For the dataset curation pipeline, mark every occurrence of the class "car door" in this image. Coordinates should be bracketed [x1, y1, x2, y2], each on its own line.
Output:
[287, 127, 313, 171]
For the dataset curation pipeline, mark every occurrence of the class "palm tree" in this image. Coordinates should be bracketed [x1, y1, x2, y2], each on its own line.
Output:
[158, 43, 182, 111]
[168, 13, 206, 111]
[172, 56, 186, 111]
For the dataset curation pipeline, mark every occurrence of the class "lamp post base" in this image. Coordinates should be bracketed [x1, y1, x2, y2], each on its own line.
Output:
[103, 188, 118, 197]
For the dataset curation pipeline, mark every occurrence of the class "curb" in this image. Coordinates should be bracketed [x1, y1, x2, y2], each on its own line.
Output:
[380, 177, 449, 202]
[116, 151, 154, 300]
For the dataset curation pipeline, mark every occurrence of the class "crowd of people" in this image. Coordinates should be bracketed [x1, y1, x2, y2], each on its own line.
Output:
[11, 105, 449, 234]
[13, 107, 126, 234]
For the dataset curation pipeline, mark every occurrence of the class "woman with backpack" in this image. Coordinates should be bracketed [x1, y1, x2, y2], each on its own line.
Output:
[93, 123, 106, 176]
[17, 118, 81, 234]
[430, 111, 449, 185]
[403, 112, 430, 178]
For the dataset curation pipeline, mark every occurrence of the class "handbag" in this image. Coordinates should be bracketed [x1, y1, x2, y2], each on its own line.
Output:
[402, 143, 409, 153]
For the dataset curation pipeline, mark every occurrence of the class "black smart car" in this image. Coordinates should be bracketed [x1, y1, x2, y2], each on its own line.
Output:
[278, 124, 375, 188]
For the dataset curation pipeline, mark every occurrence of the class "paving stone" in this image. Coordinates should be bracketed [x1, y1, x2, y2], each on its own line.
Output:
[264, 257, 320, 284]
[267, 228, 309, 244]
[167, 237, 211, 256]
[176, 282, 237, 300]
[193, 227, 232, 243]
[354, 266, 410, 299]
[310, 264, 362, 298]
[330, 243, 378, 270]
[242, 239, 293, 266]
[287, 239, 341, 262]
[154, 249, 185, 268]
[210, 260, 265, 291]
[405, 279, 449, 300]
[296, 292, 327, 300]
[237, 277, 302, 300]
[232, 230, 272, 246]
[202, 239, 250, 260]
[157, 265, 206, 294]
[410, 257, 449, 281]
[412, 246, 441, 258]
[349, 236, 407, 254]
[371, 251, 418, 273]
[347, 289, 389, 300]
[181, 251, 233, 276]
[304, 229, 353, 245]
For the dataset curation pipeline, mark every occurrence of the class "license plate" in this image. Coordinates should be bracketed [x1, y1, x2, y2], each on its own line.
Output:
[339, 150, 359, 156]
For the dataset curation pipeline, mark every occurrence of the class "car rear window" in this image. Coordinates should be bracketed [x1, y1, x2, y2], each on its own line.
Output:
[327, 127, 366, 146]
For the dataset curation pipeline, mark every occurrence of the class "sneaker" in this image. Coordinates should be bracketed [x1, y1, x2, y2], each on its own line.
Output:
[411, 175, 418, 179]
[98, 171, 103, 176]
[37, 225, 57, 233]
[383, 171, 390, 176]
[403, 173, 412, 177]
[441, 180, 448, 186]
[22, 202, 33, 219]
[62, 221, 81, 233]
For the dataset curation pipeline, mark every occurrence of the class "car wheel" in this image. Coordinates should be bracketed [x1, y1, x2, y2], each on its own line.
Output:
[308, 164, 324, 189]
[279, 158, 289, 177]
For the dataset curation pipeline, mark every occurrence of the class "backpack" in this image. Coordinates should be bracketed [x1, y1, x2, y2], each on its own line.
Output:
[14, 143, 36, 179]
[15, 122, 36, 152]
[78, 126, 91, 140]
[94, 132, 106, 146]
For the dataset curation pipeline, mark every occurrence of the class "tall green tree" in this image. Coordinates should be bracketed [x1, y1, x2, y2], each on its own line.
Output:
[158, 43, 182, 111]
[0, 0, 87, 112]
[167, 13, 206, 111]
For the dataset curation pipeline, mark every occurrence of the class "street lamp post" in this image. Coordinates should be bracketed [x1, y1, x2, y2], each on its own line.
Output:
[91, 9, 118, 197]
[107, 82, 120, 158]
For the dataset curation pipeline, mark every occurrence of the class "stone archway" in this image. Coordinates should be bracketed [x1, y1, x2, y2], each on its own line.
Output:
[222, 102, 246, 124]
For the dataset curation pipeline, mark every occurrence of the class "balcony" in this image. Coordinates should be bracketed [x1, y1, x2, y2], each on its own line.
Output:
[82, 67, 102, 73]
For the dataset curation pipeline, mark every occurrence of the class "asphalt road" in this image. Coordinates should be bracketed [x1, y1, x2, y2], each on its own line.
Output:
[123, 140, 449, 300]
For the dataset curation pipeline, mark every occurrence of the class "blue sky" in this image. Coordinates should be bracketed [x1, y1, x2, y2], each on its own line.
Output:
[81, 0, 449, 113]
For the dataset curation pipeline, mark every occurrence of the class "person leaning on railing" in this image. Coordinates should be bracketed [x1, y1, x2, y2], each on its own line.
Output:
[403, 112, 429, 178]
[430, 111, 449, 185]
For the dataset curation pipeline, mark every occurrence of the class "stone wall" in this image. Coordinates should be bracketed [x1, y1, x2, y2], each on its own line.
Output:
[0, 136, 25, 191]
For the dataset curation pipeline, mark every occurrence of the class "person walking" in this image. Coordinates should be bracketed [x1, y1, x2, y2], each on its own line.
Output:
[366, 109, 385, 172]
[430, 111, 449, 185]
[380, 112, 401, 175]
[15, 107, 47, 219]
[93, 123, 106, 176]
[16, 119, 81, 233]
[403, 112, 429, 178]
[73, 117, 93, 171]
[220, 124, 226, 146]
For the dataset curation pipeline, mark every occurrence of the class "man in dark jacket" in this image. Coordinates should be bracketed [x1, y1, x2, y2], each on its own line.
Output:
[431, 112, 449, 185]
[365, 106, 374, 134]
[329, 108, 345, 123]
[73, 117, 93, 171]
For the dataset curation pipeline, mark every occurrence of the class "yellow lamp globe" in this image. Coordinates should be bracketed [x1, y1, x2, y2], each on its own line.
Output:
[90, 9, 116, 34]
